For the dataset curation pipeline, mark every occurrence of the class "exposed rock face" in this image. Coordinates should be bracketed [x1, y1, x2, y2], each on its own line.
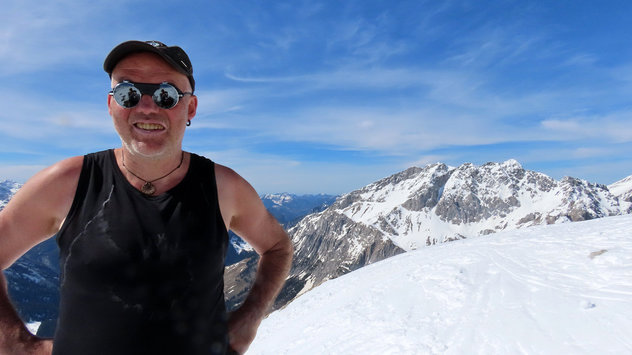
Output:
[224, 255, 259, 311]
[225, 210, 404, 311]
[280, 212, 405, 304]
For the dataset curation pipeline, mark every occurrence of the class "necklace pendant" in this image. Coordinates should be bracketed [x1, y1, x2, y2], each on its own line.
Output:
[141, 182, 156, 195]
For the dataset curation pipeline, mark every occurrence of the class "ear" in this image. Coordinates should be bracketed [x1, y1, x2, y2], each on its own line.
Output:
[187, 95, 198, 121]
[107, 93, 114, 116]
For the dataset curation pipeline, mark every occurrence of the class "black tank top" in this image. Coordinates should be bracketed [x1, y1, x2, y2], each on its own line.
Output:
[54, 149, 229, 355]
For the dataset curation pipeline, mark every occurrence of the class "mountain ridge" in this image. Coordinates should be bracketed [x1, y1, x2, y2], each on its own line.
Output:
[335, 159, 625, 251]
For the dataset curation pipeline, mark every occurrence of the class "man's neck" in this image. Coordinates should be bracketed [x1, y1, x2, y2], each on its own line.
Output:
[116, 148, 189, 195]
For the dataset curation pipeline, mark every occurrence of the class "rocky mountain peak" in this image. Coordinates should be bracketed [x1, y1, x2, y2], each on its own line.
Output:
[501, 158, 523, 170]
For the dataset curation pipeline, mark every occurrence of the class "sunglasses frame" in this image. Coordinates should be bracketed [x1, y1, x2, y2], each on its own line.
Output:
[109, 80, 193, 109]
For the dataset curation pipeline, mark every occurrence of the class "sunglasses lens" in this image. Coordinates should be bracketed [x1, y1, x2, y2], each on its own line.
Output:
[152, 83, 180, 109]
[113, 82, 141, 108]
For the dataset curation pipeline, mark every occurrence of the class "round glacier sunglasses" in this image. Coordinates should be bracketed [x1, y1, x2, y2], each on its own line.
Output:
[109, 81, 193, 109]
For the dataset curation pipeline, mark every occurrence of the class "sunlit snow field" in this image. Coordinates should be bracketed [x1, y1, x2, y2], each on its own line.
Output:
[250, 214, 632, 354]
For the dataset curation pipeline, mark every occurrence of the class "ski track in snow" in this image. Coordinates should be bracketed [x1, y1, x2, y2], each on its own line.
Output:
[249, 215, 632, 355]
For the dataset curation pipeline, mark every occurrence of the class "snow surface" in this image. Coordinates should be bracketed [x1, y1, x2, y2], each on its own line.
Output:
[249, 214, 632, 354]
[608, 175, 632, 197]
[26, 322, 41, 335]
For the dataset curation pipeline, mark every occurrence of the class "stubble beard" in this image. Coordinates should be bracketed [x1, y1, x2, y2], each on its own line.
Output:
[121, 139, 179, 161]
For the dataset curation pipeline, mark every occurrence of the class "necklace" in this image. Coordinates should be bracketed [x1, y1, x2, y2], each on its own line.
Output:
[121, 151, 185, 196]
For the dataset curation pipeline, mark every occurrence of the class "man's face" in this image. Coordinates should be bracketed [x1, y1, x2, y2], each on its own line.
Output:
[108, 52, 197, 159]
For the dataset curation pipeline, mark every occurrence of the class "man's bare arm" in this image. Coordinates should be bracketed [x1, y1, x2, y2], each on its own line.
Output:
[0, 156, 82, 354]
[227, 213, 292, 354]
[216, 165, 293, 354]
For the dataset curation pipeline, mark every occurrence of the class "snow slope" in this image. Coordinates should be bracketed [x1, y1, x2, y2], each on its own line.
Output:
[249, 214, 632, 354]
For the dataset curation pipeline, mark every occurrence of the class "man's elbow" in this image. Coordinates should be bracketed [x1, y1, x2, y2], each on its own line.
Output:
[272, 234, 293, 262]
[262, 232, 293, 269]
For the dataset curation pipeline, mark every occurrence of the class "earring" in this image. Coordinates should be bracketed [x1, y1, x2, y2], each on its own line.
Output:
[186, 120, 191, 126]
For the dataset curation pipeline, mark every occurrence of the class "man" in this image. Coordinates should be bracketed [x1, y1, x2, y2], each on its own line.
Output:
[0, 40, 293, 354]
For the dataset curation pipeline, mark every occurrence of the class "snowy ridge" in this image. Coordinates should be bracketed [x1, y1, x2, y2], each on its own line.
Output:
[0, 180, 22, 210]
[609, 175, 632, 212]
[262, 192, 295, 206]
[249, 214, 632, 354]
[333, 160, 625, 251]
[230, 236, 255, 254]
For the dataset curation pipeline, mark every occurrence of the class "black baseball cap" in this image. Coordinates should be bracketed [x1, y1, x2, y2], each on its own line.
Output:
[103, 40, 195, 92]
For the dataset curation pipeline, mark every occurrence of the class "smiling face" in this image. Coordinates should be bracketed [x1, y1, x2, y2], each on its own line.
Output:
[108, 52, 197, 159]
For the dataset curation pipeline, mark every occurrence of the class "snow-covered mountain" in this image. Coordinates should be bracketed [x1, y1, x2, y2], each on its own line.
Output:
[249, 214, 632, 354]
[0, 180, 21, 210]
[609, 175, 632, 212]
[226, 161, 631, 311]
[335, 160, 625, 250]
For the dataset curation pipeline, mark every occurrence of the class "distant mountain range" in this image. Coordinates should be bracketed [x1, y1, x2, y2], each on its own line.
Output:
[225, 160, 632, 311]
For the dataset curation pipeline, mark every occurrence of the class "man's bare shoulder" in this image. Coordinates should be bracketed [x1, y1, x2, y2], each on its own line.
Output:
[213, 163, 259, 198]
[214, 163, 241, 186]
[43, 155, 84, 181]
[6, 155, 84, 214]
[212, 162, 264, 221]
[21, 155, 84, 195]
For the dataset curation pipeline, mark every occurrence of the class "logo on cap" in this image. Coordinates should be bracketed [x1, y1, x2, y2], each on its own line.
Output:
[146, 41, 165, 48]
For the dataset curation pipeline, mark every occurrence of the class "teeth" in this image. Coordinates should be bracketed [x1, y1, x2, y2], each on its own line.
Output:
[136, 122, 164, 130]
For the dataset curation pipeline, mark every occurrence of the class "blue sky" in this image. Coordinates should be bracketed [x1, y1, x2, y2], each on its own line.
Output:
[1, 0, 631, 194]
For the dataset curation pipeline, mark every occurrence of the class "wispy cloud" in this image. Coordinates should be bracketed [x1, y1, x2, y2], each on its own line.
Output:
[0, 1, 111, 75]
[214, 62, 626, 156]
[1, 0, 631, 191]
[541, 111, 632, 143]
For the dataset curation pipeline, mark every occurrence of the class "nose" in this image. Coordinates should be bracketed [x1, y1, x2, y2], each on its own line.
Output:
[134, 93, 161, 113]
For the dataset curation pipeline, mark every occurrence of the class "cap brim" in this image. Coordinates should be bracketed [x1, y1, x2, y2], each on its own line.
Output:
[103, 41, 188, 77]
